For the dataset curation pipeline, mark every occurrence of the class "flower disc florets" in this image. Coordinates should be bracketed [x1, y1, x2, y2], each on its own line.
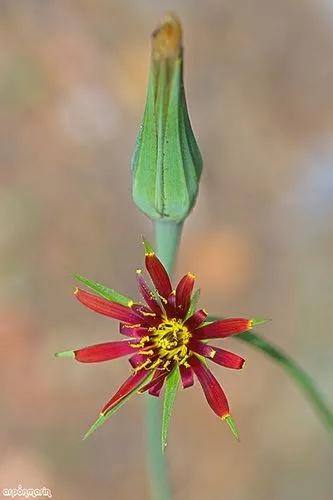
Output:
[134, 318, 192, 371]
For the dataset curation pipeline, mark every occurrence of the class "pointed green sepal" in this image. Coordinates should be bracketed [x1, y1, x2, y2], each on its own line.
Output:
[142, 237, 155, 255]
[74, 275, 132, 307]
[185, 288, 201, 320]
[161, 366, 180, 451]
[251, 318, 271, 328]
[83, 413, 106, 441]
[54, 350, 75, 359]
[83, 373, 152, 440]
[223, 414, 239, 441]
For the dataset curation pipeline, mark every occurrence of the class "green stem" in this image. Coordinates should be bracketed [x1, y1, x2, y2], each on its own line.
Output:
[154, 220, 183, 274]
[145, 220, 183, 500]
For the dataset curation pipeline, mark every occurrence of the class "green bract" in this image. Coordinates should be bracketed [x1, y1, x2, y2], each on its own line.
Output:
[131, 14, 202, 223]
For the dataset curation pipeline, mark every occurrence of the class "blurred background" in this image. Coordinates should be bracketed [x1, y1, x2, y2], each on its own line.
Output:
[1, 0, 333, 498]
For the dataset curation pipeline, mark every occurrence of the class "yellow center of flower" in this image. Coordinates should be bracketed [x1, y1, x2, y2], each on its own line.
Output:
[132, 318, 192, 371]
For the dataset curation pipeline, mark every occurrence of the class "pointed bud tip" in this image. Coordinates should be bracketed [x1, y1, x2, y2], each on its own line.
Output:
[152, 12, 182, 60]
[251, 318, 271, 328]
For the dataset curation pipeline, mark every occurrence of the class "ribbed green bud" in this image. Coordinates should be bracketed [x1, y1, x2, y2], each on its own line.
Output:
[131, 13, 203, 223]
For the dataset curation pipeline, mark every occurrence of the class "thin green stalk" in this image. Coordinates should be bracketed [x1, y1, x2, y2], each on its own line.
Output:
[154, 220, 183, 274]
[145, 220, 183, 500]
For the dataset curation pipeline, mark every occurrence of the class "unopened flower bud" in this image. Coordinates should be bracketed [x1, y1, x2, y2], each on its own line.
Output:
[131, 13, 203, 223]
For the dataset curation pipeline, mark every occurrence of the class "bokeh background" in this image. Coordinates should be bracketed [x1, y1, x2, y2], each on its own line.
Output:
[1, 0, 333, 498]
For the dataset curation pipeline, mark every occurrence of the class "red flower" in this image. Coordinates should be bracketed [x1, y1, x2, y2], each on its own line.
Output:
[56, 240, 267, 439]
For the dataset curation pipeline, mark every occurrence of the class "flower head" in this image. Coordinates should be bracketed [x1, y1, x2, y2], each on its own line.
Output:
[56, 239, 267, 441]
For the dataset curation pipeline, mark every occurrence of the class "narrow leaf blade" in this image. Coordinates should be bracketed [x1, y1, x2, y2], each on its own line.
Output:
[162, 367, 180, 451]
[237, 331, 333, 431]
[207, 315, 333, 433]
[74, 275, 132, 307]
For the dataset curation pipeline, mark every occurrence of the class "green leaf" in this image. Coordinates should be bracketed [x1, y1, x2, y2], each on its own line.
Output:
[161, 366, 180, 451]
[74, 275, 133, 307]
[83, 373, 152, 440]
[237, 331, 333, 432]
[185, 288, 201, 320]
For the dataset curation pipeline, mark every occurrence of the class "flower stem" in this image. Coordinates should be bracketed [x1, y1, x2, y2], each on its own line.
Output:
[145, 220, 183, 500]
[154, 220, 183, 274]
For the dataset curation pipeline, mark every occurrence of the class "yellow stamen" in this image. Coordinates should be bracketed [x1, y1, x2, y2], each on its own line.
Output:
[149, 359, 162, 370]
[129, 336, 150, 348]
[134, 359, 152, 372]
[158, 294, 168, 304]
[139, 349, 154, 356]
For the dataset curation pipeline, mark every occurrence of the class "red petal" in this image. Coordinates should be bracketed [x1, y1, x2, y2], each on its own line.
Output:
[138, 370, 168, 395]
[136, 270, 163, 315]
[74, 288, 139, 323]
[190, 356, 230, 418]
[188, 339, 216, 358]
[130, 304, 161, 327]
[189, 340, 245, 369]
[148, 376, 166, 397]
[129, 353, 147, 368]
[184, 309, 207, 330]
[179, 365, 194, 389]
[176, 273, 195, 315]
[101, 370, 148, 415]
[145, 251, 172, 299]
[194, 318, 252, 339]
[163, 292, 177, 318]
[211, 347, 245, 369]
[74, 341, 134, 363]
